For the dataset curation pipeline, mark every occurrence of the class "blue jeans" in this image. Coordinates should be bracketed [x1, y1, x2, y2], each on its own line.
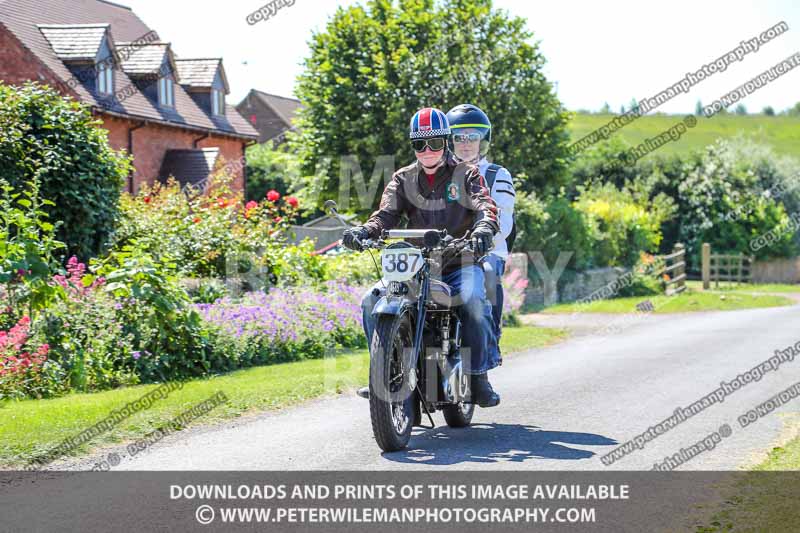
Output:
[360, 265, 497, 375]
[484, 254, 506, 366]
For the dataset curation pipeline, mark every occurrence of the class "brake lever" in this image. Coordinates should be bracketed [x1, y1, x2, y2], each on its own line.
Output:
[359, 238, 384, 250]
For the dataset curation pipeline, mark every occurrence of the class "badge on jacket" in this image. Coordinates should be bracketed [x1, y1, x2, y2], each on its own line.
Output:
[445, 182, 460, 202]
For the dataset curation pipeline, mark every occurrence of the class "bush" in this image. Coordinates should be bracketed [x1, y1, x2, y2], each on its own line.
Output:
[197, 281, 366, 368]
[40, 257, 137, 393]
[319, 249, 381, 286]
[245, 143, 301, 203]
[0, 83, 131, 259]
[616, 253, 664, 297]
[0, 316, 52, 400]
[671, 139, 798, 264]
[569, 137, 642, 194]
[512, 190, 595, 272]
[573, 181, 675, 267]
[113, 174, 324, 286]
[91, 246, 214, 382]
[0, 177, 65, 324]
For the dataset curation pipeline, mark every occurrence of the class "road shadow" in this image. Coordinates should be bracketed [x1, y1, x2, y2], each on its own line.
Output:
[382, 423, 617, 466]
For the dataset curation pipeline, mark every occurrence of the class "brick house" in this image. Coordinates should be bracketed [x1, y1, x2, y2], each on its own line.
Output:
[0, 0, 259, 193]
[236, 89, 301, 145]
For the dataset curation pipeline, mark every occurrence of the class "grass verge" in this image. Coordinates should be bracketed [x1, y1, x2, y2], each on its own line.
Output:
[0, 325, 566, 468]
[685, 280, 800, 293]
[541, 288, 794, 314]
[696, 424, 800, 532]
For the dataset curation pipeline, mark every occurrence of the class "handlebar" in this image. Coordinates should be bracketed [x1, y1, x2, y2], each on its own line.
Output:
[354, 233, 473, 253]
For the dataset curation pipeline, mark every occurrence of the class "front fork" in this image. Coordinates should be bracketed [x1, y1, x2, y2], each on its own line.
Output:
[409, 267, 436, 428]
[410, 265, 430, 371]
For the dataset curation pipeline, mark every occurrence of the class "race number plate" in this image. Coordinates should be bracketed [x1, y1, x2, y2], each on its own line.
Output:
[381, 248, 423, 282]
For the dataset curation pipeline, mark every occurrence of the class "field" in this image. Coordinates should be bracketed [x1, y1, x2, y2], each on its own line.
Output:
[568, 113, 800, 158]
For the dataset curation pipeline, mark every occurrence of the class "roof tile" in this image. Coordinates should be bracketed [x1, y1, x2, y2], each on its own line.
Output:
[175, 58, 222, 89]
[38, 23, 109, 60]
[0, 0, 257, 139]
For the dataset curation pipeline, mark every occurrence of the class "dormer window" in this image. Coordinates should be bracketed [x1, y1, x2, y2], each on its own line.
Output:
[212, 89, 225, 116]
[174, 58, 229, 117]
[97, 59, 113, 95]
[159, 76, 175, 108]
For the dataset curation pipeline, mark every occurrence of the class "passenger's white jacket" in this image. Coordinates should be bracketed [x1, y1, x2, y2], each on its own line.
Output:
[478, 158, 515, 259]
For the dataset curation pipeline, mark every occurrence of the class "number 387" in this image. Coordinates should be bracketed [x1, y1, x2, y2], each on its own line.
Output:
[383, 252, 420, 273]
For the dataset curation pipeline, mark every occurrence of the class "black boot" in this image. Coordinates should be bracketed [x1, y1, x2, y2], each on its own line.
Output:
[471, 373, 500, 407]
[356, 386, 369, 399]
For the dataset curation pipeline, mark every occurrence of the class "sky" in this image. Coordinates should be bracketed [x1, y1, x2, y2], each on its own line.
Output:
[121, 0, 800, 114]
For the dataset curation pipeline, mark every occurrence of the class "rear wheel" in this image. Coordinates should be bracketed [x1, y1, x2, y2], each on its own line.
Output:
[442, 373, 475, 427]
[369, 312, 415, 452]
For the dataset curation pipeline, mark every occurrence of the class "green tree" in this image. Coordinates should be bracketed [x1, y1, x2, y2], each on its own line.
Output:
[599, 102, 611, 114]
[762, 105, 775, 116]
[734, 103, 747, 115]
[788, 102, 800, 116]
[290, 0, 570, 214]
[0, 83, 131, 260]
[695, 99, 703, 116]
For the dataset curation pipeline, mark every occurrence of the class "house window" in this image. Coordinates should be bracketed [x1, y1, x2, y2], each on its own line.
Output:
[159, 76, 174, 108]
[97, 60, 113, 95]
[212, 89, 225, 116]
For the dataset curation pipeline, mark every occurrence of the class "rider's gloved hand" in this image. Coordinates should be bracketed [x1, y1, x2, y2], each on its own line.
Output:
[470, 225, 494, 256]
[342, 226, 370, 251]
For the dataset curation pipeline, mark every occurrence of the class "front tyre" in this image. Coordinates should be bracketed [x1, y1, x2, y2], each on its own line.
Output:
[369, 312, 415, 452]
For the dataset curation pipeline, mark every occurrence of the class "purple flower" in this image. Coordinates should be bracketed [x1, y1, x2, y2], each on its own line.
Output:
[132, 351, 141, 360]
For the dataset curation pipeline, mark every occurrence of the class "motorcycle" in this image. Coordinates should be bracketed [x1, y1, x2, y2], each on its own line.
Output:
[328, 202, 497, 452]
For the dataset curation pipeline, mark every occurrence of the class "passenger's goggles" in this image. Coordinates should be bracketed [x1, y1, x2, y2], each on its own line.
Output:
[411, 137, 446, 152]
[452, 132, 483, 143]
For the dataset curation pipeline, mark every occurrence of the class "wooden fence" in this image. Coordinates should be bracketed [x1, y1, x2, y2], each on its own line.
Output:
[658, 243, 686, 295]
[701, 243, 754, 288]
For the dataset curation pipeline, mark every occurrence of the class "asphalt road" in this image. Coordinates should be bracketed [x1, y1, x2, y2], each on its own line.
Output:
[60, 303, 800, 471]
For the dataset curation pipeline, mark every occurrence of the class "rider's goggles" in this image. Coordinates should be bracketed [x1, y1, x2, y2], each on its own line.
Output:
[411, 137, 447, 153]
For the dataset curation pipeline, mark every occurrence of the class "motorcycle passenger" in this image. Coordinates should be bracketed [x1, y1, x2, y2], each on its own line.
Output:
[447, 104, 516, 368]
[342, 107, 501, 407]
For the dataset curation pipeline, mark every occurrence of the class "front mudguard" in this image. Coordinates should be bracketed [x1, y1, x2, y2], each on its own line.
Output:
[370, 294, 422, 404]
[371, 295, 417, 317]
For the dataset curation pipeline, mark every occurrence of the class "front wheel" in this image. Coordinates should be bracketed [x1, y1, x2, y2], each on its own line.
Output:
[369, 312, 415, 452]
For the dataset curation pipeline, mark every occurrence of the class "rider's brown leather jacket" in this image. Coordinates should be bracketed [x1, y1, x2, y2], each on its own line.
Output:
[362, 157, 499, 273]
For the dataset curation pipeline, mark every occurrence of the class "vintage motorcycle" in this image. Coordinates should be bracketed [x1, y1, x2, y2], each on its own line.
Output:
[328, 202, 498, 452]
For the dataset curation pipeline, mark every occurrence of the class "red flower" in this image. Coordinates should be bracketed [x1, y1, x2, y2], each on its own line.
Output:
[143, 196, 151, 204]
[286, 196, 299, 208]
[193, 217, 201, 224]
[266, 190, 281, 202]
[273, 216, 283, 223]
[246, 200, 258, 210]
[217, 198, 228, 208]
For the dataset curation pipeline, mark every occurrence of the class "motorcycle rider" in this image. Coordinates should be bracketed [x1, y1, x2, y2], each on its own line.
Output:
[446, 104, 515, 367]
[343, 107, 501, 407]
